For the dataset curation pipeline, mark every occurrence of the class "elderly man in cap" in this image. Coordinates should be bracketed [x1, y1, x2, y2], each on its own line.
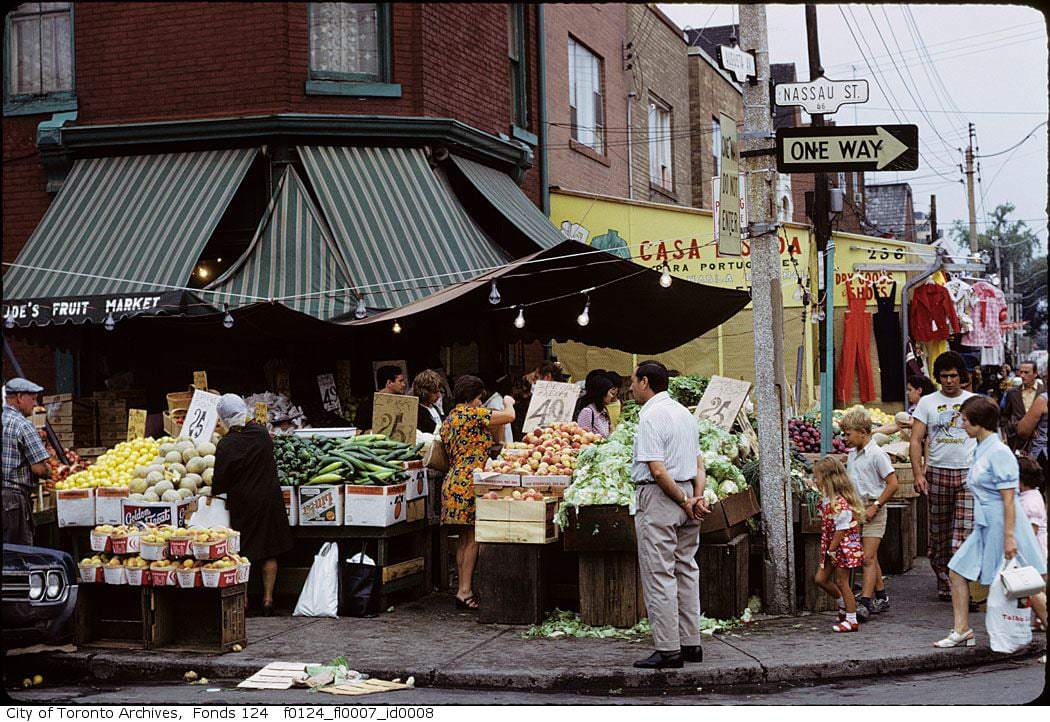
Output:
[3, 378, 51, 544]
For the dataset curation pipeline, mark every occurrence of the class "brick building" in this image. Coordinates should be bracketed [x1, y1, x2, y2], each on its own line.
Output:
[2, 2, 556, 391]
[865, 182, 916, 242]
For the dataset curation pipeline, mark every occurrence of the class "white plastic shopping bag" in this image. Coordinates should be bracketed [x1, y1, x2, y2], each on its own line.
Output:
[293, 542, 339, 618]
[986, 559, 1033, 653]
[186, 494, 231, 528]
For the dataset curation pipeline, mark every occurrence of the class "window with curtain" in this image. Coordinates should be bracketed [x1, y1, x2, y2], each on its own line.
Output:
[508, 4, 528, 128]
[6, 3, 73, 98]
[568, 37, 604, 154]
[309, 3, 383, 81]
[648, 97, 673, 189]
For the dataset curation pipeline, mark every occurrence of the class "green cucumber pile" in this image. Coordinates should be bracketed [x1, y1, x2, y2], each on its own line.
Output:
[274, 434, 423, 487]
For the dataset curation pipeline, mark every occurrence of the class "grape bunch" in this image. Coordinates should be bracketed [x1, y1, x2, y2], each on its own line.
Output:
[788, 418, 849, 454]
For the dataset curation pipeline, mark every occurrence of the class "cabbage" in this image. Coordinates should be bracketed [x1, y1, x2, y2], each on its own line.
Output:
[719, 480, 739, 495]
[703, 487, 719, 505]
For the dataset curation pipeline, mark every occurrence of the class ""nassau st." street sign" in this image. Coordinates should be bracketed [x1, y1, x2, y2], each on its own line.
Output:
[775, 124, 918, 173]
[774, 75, 869, 115]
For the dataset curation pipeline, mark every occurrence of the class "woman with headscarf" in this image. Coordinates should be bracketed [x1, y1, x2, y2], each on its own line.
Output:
[211, 394, 294, 616]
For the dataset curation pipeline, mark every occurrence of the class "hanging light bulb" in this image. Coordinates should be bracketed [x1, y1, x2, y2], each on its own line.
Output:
[223, 304, 234, 329]
[576, 296, 590, 327]
[513, 307, 525, 329]
[103, 313, 116, 332]
[659, 269, 672, 288]
[354, 296, 367, 320]
[4, 315, 14, 330]
[392, 321, 402, 334]
[488, 280, 501, 305]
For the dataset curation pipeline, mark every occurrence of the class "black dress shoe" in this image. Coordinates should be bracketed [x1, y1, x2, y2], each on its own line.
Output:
[633, 650, 684, 669]
[682, 644, 703, 663]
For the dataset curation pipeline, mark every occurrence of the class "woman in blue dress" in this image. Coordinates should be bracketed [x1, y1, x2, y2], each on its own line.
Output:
[935, 395, 1047, 647]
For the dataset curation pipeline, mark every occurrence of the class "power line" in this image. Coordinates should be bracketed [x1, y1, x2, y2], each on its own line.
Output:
[976, 120, 1049, 158]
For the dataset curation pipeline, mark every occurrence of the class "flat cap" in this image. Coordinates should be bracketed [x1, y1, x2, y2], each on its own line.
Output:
[4, 377, 44, 394]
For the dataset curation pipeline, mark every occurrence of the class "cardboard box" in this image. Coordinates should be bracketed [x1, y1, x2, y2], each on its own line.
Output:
[475, 488, 559, 544]
[403, 463, 428, 501]
[120, 498, 195, 528]
[163, 411, 184, 438]
[700, 488, 761, 542]
[95, 486, 130, 525]
[280, 486, 298, 526]
[298, 485, 344, 526]
[520, 474, 571, 496]
[57, 488, 95, 527]
[344, 483, 407, 527]
[407, 497, 426, 523]
[472, 470, 521, 489]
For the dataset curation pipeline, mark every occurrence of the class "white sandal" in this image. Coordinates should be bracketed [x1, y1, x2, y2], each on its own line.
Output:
[933, 629, 975, 647]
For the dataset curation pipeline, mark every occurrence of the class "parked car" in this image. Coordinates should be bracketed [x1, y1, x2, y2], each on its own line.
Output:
[2, 544, 78, 650]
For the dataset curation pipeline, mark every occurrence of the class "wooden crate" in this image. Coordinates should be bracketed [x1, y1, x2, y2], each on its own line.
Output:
[149, 584, 246, 653]
[477, 543, 551, 625]
[698, 532, 750, 619]
[798, 533, 838, 612]
[563, 504, 636, 552]
[877, 499, 916, 575]
[75, 583, 149, 649]
[578, 550, 646, 628]
[475, 490, 559, 544]
[700, 488, 761, 542]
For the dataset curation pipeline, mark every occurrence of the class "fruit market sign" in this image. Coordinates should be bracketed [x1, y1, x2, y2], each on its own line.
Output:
[183, 390, 221, 445]
[694, 375, 751, 430]
[126, 409, 147, 441]
[372, 393, 418, 443]
[317, 373, 341, 413]
[523, 381, 579, 433]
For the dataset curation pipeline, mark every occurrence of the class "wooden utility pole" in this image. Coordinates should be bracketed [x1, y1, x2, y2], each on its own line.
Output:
[965, 123, 978, 252]
[929, 194, 938, 242]
[739, 3, 794, 615]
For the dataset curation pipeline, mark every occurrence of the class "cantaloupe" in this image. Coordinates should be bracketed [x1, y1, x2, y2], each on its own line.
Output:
[202, 455, 216, 469]
[182, 473, 202, 488]
[161, 490, 181, 502]
[181, 447, 199, 463]
[128, 493, 146, 501]
[198, 486, 212, 497]
[178, 478, 198, 493]
[164, 451, 182, 465]
[146, 471, 164, 485]
[154, 480, 174, 495]
[186, 457, 206, 475]
[169, 462, 187, 477]
[143, 490, 160, 502]
[177, 488, 193, 500]
[130, 478, 149, 494]
[201, 468, 214, 484]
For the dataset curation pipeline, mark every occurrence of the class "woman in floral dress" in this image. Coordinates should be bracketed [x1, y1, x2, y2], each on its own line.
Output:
[440, 375, 516, 610]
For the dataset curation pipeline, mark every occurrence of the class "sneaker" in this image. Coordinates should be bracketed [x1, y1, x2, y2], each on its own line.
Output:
[856, 598, 873, 622]
[872, 597, 890, 614]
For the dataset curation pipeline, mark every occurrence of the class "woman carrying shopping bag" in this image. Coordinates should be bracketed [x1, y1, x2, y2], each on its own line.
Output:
[933, 396, 1047, 648]
[212, 394, 294, 616]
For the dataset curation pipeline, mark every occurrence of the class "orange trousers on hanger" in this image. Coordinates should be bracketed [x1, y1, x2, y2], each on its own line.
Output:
[836, 283, 875, 404]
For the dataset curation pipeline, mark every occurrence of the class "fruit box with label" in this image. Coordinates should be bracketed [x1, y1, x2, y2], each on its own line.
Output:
[475, 488, 559, 544]
[298, 485, 344, 526]
[57, 488, 96, 527]
[344, 482, 407, 527]
[280, 486, 299, 526]
[94, 486, 130, 525]
[121, 498, 195, 528]
[402, 462, 428, 501]
[472, 469, 522, 489]
[520, 475, 571, 497]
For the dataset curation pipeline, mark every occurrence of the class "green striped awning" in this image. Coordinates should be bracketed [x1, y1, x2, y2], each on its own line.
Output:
[207, 166, 358, 321]
[298, 146, 512, 311]
[3, 148, 256, 302]
[449, 154, 565, 249]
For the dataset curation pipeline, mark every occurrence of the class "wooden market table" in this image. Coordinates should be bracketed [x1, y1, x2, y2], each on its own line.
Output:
[271, 520, 433, 610]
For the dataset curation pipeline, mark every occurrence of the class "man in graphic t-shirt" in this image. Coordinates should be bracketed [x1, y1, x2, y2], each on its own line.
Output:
[909, 351, 977, 600]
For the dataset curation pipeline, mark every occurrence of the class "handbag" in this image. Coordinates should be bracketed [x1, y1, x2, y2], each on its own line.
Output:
[338, 541, 379, 618]
[999, 556, 1045, 599]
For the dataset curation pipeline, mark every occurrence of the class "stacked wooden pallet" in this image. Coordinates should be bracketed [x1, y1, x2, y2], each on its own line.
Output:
[92, 389, 146, 447]
[43, 394, 97, 448]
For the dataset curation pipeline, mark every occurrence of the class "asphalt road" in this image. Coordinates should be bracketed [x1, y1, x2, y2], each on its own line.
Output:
[5, 656, 1046, 706]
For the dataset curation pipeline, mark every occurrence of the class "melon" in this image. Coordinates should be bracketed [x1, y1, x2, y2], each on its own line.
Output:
[199, 486, 212, 497]
[196, 441, 217, 456]
[161, 490, 181, 503]
[153, 480, 174, 495]
[134, 465, 149, 479]
[146, 463, 164, 475]
[169, 462, 187, 477]
[202, 454, 216, 469]
[146, 471, 164, 485]
[181, 447, 199, 463]
[143, 490, 160, 502]
[177, 488, 193, 500]
[128, 492, 146, 501]
[178, 478, 198, 493]
[129, 478, 149, 494]
[182, 473, 202, 488]
[186, 457, 206, 475]
[201, 468, 214, 484]
[164, 451, 182, 465]
[159, 443, 177, 456]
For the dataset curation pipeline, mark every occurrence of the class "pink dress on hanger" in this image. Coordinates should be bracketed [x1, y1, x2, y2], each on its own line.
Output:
[961, 281, 1006, 348]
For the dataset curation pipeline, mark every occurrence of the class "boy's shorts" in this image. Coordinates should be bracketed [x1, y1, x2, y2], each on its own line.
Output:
[861, 498, 888, 539]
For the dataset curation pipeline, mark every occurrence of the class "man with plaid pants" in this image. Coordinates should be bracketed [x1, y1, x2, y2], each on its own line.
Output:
[909, 352, 977, 600]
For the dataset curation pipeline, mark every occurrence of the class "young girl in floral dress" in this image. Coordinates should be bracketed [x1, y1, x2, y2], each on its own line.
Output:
[812, 458, 867, 632]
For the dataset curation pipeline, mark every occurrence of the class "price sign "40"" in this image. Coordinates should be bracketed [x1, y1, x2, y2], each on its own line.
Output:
[523, 381, 580, 433]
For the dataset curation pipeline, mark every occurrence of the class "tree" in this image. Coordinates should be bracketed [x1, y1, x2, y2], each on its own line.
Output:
[950, 203, 1047, 343]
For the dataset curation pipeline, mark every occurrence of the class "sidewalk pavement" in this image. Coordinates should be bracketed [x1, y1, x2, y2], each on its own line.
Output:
[25, 561, 1046, 693]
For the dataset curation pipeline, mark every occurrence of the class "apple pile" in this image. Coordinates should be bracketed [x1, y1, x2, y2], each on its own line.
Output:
[489, 422, 600, 476]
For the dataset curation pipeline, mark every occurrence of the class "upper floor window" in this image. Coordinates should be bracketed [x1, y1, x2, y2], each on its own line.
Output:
[568, 37, 604, 154]
[508, 4, 528, 129]
[310, 3, 386, 82]
[648, 97, 672, 190]
[4, 2, 75, 116]
[711, 117, 721, 177]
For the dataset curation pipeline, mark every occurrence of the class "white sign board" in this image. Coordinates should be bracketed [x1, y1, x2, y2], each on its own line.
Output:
[718, 45, 756, 83]
[774, 76, 869, 115]
[317, 373, 341, 413]
[523, 381, 580, 433]
[717, 113, 742, 257]
[712, 175, 747, 242]
[182, 389, 221, 444]
[694, 376, 752, 430]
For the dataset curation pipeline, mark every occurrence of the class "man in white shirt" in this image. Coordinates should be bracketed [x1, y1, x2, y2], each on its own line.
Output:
[630, 361, 709, 670]
[909, 351, 977, 600]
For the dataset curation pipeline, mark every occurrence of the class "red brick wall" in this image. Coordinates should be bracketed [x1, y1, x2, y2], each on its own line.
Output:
[687, 50, 743, 209]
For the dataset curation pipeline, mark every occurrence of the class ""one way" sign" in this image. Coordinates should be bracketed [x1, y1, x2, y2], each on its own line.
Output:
[775, 124, 918, 173]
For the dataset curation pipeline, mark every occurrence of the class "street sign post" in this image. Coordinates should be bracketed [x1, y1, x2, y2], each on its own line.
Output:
[718, 45, 756, 83]
[717, 113, 742, 256]
[774, 76, 869, 115]
[775, 124, 918, 173]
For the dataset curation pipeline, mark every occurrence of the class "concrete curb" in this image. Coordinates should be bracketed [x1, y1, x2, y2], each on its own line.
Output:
[25, 640, 1045, 693]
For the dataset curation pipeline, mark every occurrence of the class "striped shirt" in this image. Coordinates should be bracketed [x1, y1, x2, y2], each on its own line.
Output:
[632, 391, 700, 482]
[3, 404, 50, 492]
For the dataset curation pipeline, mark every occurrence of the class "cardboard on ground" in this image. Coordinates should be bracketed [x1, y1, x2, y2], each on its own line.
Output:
[695, 375, 751, 430]
[372, 392, 418, 443]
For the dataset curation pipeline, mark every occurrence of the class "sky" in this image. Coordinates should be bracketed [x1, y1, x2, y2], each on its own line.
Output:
[658, 3, 1049, 246]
